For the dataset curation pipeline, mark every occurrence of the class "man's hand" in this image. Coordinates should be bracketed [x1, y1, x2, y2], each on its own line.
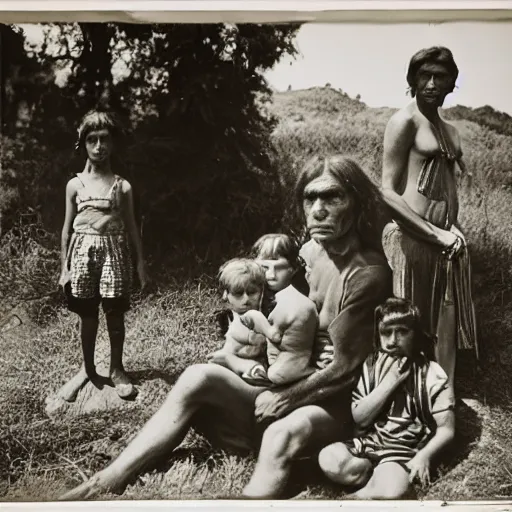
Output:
[406, 452, 432, 487]
[229, 317, 266, 346]
[316, 344, 334, 369]
[248, 332, 268, 346]
[254, 389, 290, 423]
[439, 227, 464, 261]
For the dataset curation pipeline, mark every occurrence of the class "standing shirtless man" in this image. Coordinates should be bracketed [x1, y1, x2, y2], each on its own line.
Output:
[381, 46, 478, 390]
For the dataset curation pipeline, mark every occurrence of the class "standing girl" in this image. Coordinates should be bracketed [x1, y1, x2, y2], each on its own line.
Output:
[58, 110, 147, 401]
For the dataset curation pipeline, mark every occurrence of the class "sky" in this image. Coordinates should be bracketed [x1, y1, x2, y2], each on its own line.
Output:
[19, 20, 512, 115]
[264, 21, 512, 115]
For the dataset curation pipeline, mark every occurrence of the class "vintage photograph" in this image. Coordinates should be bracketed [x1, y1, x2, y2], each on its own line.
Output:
[1, 15, 512, 505]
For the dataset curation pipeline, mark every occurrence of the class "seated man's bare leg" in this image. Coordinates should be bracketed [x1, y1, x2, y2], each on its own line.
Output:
[354, 461, 410, 500]
[318, 442, 372, 487]
[243, 405, 341, 499]
[59, 363, 261, 501]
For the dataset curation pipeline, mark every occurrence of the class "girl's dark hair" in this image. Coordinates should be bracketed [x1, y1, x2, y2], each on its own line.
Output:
[406, 46, 458, 98]
[294, 154, 387, 253]
[374, 297, 436, 361]
[250, 233, 301, 269]
[75, 110, 124, 151]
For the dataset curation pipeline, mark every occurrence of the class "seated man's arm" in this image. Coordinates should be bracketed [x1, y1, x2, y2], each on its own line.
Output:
[255, 265, 391, 422]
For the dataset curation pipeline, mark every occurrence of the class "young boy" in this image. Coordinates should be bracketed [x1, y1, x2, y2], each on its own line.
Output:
[207, 258, 273, 384]
[317, 297, 456, 500]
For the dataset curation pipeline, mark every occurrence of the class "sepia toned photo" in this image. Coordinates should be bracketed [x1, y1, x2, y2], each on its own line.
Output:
[1, 9, 512, 508]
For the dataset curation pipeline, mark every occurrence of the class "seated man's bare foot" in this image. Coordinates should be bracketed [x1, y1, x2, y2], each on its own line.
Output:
[58, 470, 124, 501]
[110, 368, 135, 399]
[57, 367, 89, 403]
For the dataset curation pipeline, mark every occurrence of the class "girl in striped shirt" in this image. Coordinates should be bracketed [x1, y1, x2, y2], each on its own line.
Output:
[318, 297, 455, 500]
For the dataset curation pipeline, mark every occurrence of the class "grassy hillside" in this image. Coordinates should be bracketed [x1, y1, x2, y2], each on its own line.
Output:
[2, 86, 512, 502]
[270, 85, 512, 391]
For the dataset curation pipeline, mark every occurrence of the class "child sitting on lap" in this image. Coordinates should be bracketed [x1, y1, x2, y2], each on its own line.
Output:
[208, 258, 272, 384]
[318, 297, 456, 500]
[246, 233, 318, 385]
[209, 234, 318, 387]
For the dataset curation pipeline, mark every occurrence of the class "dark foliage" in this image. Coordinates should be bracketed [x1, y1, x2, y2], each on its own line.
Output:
[0, 22, 300, 262]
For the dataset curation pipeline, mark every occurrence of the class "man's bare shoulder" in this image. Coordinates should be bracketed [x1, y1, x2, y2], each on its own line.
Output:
[386, 102, 417, 133]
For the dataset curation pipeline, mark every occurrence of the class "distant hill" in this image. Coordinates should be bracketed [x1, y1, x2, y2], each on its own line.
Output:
[445, 104, 512, 138]
[271, 85, 512, 139]
[268, 86, 512, 192]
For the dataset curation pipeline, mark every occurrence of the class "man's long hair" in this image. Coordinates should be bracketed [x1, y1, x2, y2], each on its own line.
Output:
[294, 155, 387, 253]
[406, 46, 459, 98]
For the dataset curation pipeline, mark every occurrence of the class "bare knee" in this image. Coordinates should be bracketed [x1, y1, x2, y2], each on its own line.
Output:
[261, 415, 312, 465]
[318, 444, 372, 487]
[318, 444, 348, 483]
[357, 483, 409, 500]
[168, 364, 217, 404]
[356, 465, 410, 500]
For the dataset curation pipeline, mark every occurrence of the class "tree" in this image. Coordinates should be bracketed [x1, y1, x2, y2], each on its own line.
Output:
[1, 22, 301, 259]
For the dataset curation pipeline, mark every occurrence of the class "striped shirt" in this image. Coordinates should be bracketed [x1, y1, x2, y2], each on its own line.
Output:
[349, 352, 455, 464]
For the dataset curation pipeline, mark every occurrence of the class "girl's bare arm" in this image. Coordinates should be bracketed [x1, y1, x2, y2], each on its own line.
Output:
[352, 358, 410, 431]
[121, 180, 147, 286]
[406, 408, 455, 485]
[59, 179, 77, 285]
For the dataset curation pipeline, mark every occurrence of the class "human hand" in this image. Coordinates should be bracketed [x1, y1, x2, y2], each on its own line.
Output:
[316, 344, 334, 368]
[206, 350, 228, 367]
[229, 316, 266, 346]
[438, 229, 463, 260]
[58, 269, 71, 290]
[406, 452, 431, 486]
[254, 389, 289, 423]
[382, 356, 412, 386]
[449, 225, 467, 255]
[248, 332, 268, 346]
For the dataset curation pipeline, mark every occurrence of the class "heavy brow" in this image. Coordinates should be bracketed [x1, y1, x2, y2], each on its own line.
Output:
[303, 184, 345, 202]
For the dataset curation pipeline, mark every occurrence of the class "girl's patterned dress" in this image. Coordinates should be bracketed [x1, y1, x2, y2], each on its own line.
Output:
[67, 174, 133, 301]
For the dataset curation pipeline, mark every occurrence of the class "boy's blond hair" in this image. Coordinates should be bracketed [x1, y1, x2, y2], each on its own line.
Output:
[218, 258, 266, 294]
